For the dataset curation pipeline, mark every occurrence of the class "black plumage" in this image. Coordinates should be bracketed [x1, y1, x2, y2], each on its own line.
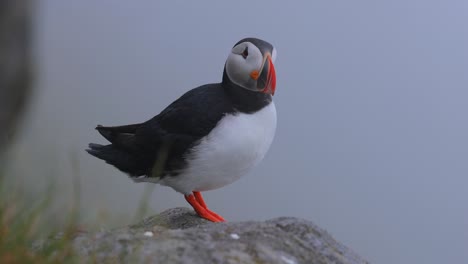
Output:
[86, 82, 271, 179]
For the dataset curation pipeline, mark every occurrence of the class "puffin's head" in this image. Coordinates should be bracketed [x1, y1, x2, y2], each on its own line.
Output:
[224, 38, 277, 95]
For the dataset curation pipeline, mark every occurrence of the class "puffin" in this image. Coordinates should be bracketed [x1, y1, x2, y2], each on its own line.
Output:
[86, 37, 277, 222]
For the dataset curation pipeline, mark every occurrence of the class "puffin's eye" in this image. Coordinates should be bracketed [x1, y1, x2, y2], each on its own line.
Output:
[241, 47, 248, 59]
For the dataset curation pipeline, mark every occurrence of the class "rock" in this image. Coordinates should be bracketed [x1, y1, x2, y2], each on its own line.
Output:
[67, 208, 368, 263]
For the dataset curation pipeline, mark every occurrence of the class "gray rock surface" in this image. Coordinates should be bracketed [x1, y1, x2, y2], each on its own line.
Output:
[68, 208, 368, 263]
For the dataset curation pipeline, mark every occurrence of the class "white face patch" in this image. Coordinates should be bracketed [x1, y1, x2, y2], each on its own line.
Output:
[271, 47, 277, 63]
[225, 42, 264, 91]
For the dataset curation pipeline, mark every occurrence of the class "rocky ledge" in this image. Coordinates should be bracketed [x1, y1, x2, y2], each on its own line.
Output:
[51, 208, 369, 263]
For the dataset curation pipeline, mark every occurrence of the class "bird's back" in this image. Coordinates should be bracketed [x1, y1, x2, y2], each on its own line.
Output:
[88, 84, 241, 178]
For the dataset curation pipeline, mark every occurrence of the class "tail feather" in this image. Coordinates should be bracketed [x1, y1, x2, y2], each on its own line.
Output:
[86, 143, 145, 176]
[96, 124, 141, 143]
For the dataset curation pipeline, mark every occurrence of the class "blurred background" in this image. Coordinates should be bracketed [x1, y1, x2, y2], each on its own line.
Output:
[3, 0, 467, 263]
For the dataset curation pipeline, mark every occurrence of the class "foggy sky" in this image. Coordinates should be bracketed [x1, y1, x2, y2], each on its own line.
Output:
[8, 1, 468, 263]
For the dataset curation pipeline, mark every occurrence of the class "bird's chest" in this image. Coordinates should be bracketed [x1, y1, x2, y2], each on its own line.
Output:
[182, 102, 277, 192]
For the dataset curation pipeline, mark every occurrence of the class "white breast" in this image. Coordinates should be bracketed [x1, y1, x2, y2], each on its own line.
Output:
[159, 102, 277, 194]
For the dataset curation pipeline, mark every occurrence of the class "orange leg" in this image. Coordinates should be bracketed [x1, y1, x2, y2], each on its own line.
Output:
[193, 191, 207, 208]
[193, 191, 225, 222]
[185, 192, 225, 222]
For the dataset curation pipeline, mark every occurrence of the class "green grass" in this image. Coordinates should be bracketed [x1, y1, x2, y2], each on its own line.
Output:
[0, 153, 157, 263]
[0, 171, 80, 263]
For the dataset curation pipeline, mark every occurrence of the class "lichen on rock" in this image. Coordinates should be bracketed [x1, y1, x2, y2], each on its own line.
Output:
[66, 207, 369, 263]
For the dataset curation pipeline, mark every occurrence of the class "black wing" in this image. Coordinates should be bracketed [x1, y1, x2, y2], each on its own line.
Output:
[87, 84, 235, 177]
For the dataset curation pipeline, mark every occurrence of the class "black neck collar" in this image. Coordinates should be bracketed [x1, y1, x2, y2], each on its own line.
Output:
[221, 68, 272, 114]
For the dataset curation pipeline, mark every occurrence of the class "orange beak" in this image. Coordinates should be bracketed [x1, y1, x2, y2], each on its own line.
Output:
[251, 55, 276, 95]
[262, 56, 276, 95]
